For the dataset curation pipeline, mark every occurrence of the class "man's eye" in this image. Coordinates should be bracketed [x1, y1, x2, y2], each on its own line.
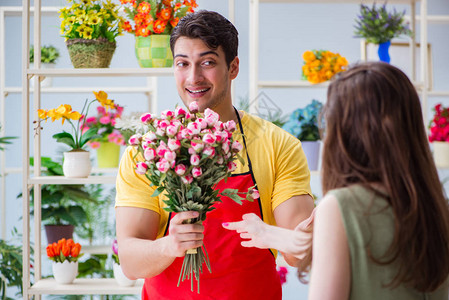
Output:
[203, 61, 215, 66]
[176, 61, 187, 67]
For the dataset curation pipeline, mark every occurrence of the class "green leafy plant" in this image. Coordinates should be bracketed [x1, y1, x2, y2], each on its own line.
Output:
[282, 99, 323, 141]
[0, 125, 17, 151]
[354, 3, 413, 44]
[29, 45, 60, 64]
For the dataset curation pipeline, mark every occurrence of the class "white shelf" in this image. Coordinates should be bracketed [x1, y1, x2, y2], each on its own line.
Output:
[5, 87, 156, 94]
[27, 68, 173, 77]
[258, 80, 329, 88]
[28, 176, 116, 185]
[4, 167, 117, 175]
[429, 91, 449, 97]
[258, 0, 419, 3]
[29, 278, 144, 295]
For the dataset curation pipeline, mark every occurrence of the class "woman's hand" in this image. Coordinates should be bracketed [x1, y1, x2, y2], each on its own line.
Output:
[222, 213, 271, 249]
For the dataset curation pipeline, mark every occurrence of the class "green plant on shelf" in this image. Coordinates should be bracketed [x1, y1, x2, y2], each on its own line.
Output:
[30, 45, 60, 64]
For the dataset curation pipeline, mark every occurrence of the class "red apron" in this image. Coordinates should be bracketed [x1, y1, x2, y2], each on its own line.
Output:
[142, 109, 282, 300]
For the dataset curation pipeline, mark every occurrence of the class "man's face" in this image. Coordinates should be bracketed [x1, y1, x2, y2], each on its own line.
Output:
[173, 37, 239, 113]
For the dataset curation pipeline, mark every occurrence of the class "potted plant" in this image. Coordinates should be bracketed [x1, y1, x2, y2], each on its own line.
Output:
[29, 45, 60, 87]
[111, 238, 136, 287]
[302, 50, 348, 84]
[428, 103, 449, 168]
[59, 0, 124, 68]
[46, 238, 83, 284]
[120, 0, 198, 67]
[282, 99, 323, 171]
[82, 101, 126, 168]
[34, 91, 119, 177]
[354, 3, 413, 63]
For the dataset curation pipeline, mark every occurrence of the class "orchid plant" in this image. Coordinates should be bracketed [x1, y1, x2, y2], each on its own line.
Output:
[34, 91, 117, 152]
[129, 102, 259, 293]
[46, 238, 83, 263]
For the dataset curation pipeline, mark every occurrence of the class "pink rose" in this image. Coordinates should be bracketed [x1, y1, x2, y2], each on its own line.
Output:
[175, 164, 187, 176]
[156, 144, 168, 158]
[191, 140, 204, 153]
[181, 174, 194, 184]
[128, 134, 142, 146]
[86, 117, 97, 124]
[189, 101, 199, 113]
[221, 141, 230, 154]
[185, 112, 193, 120]
[179, 128, 191, 140]
[144, 131, 157, 141]
[227, 161, 237, 172]
[135, 162, 149, 175]
[175, 106, 186, 118]
[202, 133, 216, 144]
[192, 166, 202, 178]
[140, 113, 153, 124]
[216, 155, 224, 165]
[190, 154, 200, 166]
[166, 125, 178, 137]
[231, 140, 243, 153]
[249, 188, 260, 200]
[144, 148, 156, 161]
[156, 159, 170, 173]
[99, 116, 111, 125]
[197, 118, 208, 129]
[158, 119, 170, 129]
[161, 110, 175, 120]
[187, 122, 201, 135]
[224, 120, 236, 133]
[156, 127, 166, 136]
[203, 146, 215, 157]
[204, 108, 219, 127]
[164, 150, 176, 162]
[188, 147, 196, 155]
[167, 138, 181, 151]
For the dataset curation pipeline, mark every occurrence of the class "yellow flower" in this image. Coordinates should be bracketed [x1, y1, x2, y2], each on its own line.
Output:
[82, 27, 94, 39]
[93, 91, 116, 110]
[37, 109, 47, 119]
[302, 51, 316, 63]
[302, 49, 348, 84]
[88, 14, 101, 25]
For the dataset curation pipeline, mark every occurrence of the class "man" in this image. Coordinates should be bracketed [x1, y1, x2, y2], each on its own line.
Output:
[115, 10, 314, 299]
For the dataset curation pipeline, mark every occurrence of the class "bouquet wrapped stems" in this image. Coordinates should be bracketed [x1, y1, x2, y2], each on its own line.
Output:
[178, 242, 211, 293]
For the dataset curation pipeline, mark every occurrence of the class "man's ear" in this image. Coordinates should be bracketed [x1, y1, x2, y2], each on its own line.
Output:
[229, 57, 239, 80]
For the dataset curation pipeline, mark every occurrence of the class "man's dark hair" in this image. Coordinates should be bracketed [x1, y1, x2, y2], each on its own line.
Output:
[170, 10, 238, 68]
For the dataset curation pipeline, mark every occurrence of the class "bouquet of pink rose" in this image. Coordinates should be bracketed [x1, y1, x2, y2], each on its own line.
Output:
[128, 102, 258, 293]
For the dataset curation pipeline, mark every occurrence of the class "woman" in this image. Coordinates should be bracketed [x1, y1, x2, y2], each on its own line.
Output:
[223, 62, 449, 299]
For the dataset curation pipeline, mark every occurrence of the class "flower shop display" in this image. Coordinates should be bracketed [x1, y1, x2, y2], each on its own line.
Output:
[282, 99, 323, 171]
[111, 239, 137, 286]
[34, 91, 118, 177]
[120, 0, 198, 68]
[82, 98, 125, 168]
[354, 3, 413, 63]
[129, 102, 259, 292]
[46, 238, 83, 284]
[114, 112, 150, 143]
[30, 45, 60, 87]
[428, 103, 449, 168]
[302, 50, 348, 84]
[59, 0, 124, 68]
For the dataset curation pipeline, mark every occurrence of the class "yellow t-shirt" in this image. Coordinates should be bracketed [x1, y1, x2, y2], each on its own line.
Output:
[115, 111, 312, 238]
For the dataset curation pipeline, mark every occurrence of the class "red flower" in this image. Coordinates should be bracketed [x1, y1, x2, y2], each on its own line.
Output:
[153, 19, 167, 34]
[137, 1, 151, 14]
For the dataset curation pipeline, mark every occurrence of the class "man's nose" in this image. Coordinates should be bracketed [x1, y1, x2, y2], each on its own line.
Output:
[188, 65, 204, 84]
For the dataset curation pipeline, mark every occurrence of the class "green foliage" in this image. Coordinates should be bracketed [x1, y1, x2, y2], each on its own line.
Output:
[29, 45, 60, 63]
[354, 3, 413, 44]
[0, 125, 17, 151]
[282, 99, 323, 141]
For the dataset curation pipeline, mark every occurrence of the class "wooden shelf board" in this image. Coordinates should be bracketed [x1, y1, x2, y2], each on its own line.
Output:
[27, 68, 173, 77]
[29, 278, 143, 295]
[5, 87, 155, 94]
[258, 80, 329, 88]
[28, 175, 116, 185]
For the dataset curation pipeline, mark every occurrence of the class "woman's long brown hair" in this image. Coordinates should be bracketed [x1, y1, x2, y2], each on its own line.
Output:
[298, 62, 449, 292]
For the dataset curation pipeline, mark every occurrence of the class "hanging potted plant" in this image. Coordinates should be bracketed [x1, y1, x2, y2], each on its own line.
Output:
[111, 238, 136, 286]
[282, 99, 323, 171]
[428, 103, 449, 168]
[29, 45, 60, 87]
[354, 3, 413, 63]
[47, 238, 83, 284]
[59, 0, 124, 68]
[33, 91, 118, 178]
[82, 100, 126, 168]
[120, 0, 198, 68]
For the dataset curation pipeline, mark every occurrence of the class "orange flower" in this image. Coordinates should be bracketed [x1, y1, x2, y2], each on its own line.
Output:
[46, 245, 55, 257]
[135, 25, 151, 37]
[137, 1, 151, 14]
[159, 8, 172, 20]
[153, 19, 167, 34]
[71, 243, 81, 258]
[62, 244, 71, 257]
[163, 0, 172, 5]
[170, 17, 179, 28]
[123, 21, 133, 32]
[174, 3, 181, 11]
[303, 51, 316, 63]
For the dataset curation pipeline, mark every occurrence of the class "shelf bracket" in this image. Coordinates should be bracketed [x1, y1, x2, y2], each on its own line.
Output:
[27, 74, 34, 80]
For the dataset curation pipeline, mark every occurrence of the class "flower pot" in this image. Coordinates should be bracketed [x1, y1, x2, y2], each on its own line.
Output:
[113, 263, 136, 287]
[301, 141, 321, 171]
[44, 224, 74, 244]
[135, 35, 173, 68]
[378, 41, 391, 63]
[433, 141, 449, 168]
[96, 142, 121, 168]
[31, 62, 55, 88]
[63, 150, 92, 178]
[66, 38, 116, 68]
[52, 260, 78, 284]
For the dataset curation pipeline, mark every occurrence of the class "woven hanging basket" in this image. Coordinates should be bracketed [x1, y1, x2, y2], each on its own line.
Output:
[66, 38, 116, 68]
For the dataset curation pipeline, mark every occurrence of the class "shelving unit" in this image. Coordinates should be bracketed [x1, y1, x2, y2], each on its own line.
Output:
[248, 0, 430, 124]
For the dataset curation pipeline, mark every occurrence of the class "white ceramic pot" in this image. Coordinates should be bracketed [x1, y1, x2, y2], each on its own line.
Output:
[31, 62, 55, 88]
[433, 141, 449, 168]
[52, 260, 78, 284]
[301, 141, 321, 171]
[113, 263, 136, 287]
[63, 150, 92, 178]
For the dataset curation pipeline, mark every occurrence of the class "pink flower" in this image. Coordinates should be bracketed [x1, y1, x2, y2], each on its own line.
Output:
[179, 128, 191, 140]
[277, 266, 288, 285]
[189, 101, 199, 113]
[221, 141, 230, 154]
[89, 141, 100, 149]
[216, 155, 224, 165]
[144, 148, 156, 161]
[161, 110, 175, 120]
[188, 147, 196, 155]
[203, 146, 215, 157]
[128, 134, 142, 146]
[204, 108, 219, 127]
[227, 161, 237, 172]
[144, 131, 157, 141]
[224, 120, 236, 133]
[202, 133, 216, 144]
[248, 188, 260, 200]
[156, 127, 166, 136]
[197, 118, 208, 129]
[191, 140, 204, 153]
[192, 166, 202, 178]
[181, 174, 194, 184]
[175, 164, 187, 176]
[116, 106, 124, 115]
[135, 162, 149, 175]
[97, 106, 106, 115]
[187, 122, 201, 135]
[86, 117, 97, 124]
[100, 116, 111, 125]
[185, 112, 193, 120]
[166, 125, 178, 137]
[231, 141, 243, 153]
[158, 119, 170, 129]
[190, 154, 200, 166]
[167, 138, 181, 151]
[156, 159, 171, 173]
[140, 113, 153, 124]
[164, 151, 176, 162]
[175, 106, 186, 118]
[156, 144, 168, 158]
